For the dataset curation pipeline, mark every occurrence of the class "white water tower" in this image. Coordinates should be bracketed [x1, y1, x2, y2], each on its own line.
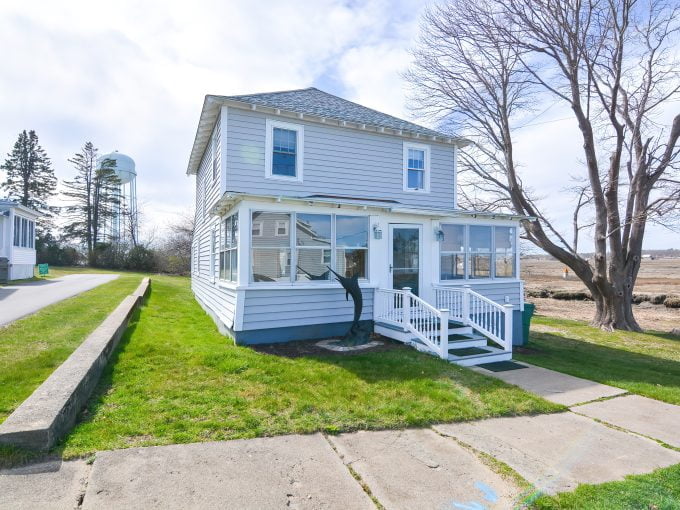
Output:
[98, 151, 138, 243]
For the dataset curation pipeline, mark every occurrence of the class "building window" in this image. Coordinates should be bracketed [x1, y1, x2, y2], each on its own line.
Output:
[212, 118, 220, 182]
[335, 215, 368, 279]
[469, 226, 492, 278]
[251, 211, 291, 282]
[219, 213, 238, 282]
[251, 212, 369, 283]
[265, 119, 304, 181]
[296, 213, 332, 281]
[13, 216, 20, 247]
[495, 226, 516, 278]
[252, 221, 263, 237]
[440, 224, 465, 280]
[403, 143, 430, 192]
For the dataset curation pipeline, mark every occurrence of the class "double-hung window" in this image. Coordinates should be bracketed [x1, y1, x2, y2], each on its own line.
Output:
[469, 226, 492, 278]
[403, 143, 430, 192]
[440, 224, 466, 280]
[251, 212, 369, 283]
[13, 216, 20, 247]
[494, 226, 516, 278]
[296, 214, 332, 281]
[265, 119, 304, 181]
[251, 212, 292, 282]
[335, 215, 368, 279]
[219, 213, 238, 282]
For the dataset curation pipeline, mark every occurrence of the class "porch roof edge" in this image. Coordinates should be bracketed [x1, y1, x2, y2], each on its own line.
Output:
[209, 191, 534, 221]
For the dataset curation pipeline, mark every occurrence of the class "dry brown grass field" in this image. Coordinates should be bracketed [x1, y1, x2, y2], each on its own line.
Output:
[522, 258, 680, 331]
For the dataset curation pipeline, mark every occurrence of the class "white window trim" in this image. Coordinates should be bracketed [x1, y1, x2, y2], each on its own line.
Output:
[265, 118, 304, 182]
[403, 142, 431, 193]
[252, 221, 263, 237]
[275, 220, 288, 236]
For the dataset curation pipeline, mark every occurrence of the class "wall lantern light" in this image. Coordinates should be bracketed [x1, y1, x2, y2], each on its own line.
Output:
[434, 228, 445, 242]
[373, 224, 383, 240]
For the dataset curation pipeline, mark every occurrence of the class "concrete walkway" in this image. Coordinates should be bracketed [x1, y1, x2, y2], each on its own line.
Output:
[2, 362, 679, 509]
[0, 274, 118, 326]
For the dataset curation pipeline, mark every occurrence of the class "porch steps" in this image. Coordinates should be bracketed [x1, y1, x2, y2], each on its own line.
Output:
[375, 319, 511, 367]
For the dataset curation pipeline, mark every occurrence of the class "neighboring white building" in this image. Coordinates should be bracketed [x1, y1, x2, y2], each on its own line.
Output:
[0, 200, 40, 282]
[186, 88, 526, 366]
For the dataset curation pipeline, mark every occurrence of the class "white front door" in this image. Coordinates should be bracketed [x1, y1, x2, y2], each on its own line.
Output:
[388, 224, 422, 296]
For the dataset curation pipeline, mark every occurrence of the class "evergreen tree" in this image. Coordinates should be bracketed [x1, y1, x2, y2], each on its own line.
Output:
[62, 142, 121, 265]
[1, 130, 57, 237]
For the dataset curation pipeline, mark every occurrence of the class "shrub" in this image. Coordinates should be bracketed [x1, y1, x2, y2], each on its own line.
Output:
[651, 294, 667, 305]
[551, 290, 592, 301]
[124, 245, 157, 272]
[632, 294, 651, 304]
[664, 297, 680, 309]
[527, 289, 550, 298]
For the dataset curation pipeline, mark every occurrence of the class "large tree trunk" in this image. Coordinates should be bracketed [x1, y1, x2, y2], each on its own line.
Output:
[591, 286, 640, 331]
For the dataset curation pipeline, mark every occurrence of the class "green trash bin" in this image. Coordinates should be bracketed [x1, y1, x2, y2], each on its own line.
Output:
[522, 303, 536, 345]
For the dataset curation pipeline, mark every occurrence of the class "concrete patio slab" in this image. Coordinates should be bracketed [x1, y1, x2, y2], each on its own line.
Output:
[573, 394, 680, 448]
[82, 433, 373, 510]
[473, 362, 626, 406]
[434, 412, 680, 494]
[329, 428, 523, 509]
[0, 459, 88, 510]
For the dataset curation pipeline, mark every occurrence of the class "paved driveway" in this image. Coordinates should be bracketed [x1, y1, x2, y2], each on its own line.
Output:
[0, 274, 119, 326]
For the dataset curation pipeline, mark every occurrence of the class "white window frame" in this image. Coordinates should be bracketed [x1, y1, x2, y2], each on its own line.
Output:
[403, 142, 431, 193]
[265, 119, 304, 182]
[251, 221, 263, 237]
[275, 220, 289, 236]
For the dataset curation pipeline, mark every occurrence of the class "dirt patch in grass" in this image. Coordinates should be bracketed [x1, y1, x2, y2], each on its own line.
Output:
[251, 335, 405, 358]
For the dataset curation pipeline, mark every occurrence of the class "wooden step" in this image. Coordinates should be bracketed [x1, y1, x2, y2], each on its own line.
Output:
[448, 346, 512, 367]
[447, 336, 487, 349]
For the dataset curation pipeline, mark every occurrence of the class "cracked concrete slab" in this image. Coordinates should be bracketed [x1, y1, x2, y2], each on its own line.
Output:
[473, 362, 626, 406]
[434, 412, 680, 495]
[82, 433, 373, 510]
[573, 394, 680, 448]
[0, 459, 88, 510]
[329, 428, 523, 509]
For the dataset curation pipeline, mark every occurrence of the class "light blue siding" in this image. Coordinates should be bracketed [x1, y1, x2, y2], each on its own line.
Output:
[465, 281, 522, 309]
[226, 108, 455, 209]
[241, 287, 374, 330]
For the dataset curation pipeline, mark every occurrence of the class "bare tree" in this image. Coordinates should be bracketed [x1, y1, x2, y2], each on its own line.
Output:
[407, 0, 680, 331]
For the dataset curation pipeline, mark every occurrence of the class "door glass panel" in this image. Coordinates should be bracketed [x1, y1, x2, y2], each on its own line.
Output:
[392, 227, 420, 295]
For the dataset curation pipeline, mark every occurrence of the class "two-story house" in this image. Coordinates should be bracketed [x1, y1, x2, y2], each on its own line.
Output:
[187, 88, 525, 366]
[0, 199, 40, 282]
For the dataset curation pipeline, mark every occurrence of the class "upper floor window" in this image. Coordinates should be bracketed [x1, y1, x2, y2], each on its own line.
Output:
[403, 142, 430, 192]
[220, 213, 239, 282]
[265, 119, 304, 182]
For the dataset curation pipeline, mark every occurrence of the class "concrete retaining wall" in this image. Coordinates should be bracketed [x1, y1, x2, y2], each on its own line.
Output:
[0, 277, 151, 451]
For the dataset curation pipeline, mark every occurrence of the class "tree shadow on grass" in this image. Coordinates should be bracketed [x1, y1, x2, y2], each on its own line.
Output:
[518, 331, 680, 403]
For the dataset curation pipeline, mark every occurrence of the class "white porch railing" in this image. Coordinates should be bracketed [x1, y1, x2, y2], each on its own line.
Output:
[374, 287, 450, 359]
[434, 285, 513, 352]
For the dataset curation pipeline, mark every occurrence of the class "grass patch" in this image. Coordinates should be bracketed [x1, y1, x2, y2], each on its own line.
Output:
[0, 270, 144, 424]
[59, 276, 560, 457]
[516, 316, 680, 405]
[531, 463, 680, 509]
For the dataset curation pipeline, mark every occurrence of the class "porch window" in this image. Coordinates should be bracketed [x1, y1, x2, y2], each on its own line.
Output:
[251, 211, 291, 282]
[13, 216, 20, 246]
[403, 143, 430, 192]
[265, 119, 304, 181]
[335, 215, 368, 278]
[494, 226, 516, 278]
[296, 213, 332, 281]
[219, 213, 238, 282]
[469, 226, 492, 278]
[440, 224, 465, 280]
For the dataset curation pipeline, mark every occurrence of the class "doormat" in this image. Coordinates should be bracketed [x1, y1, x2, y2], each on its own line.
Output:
[477, 361, 528, 372]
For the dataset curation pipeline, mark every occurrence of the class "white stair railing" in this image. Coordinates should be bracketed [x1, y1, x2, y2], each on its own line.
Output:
[374, 287, 449, 359]
[433, 285, 514, 352]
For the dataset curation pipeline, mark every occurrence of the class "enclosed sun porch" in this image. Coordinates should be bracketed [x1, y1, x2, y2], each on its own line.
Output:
[193, 193, 526, 366]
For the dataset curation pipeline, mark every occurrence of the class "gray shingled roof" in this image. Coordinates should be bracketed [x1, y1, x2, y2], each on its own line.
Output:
[217, 87, 447, 139]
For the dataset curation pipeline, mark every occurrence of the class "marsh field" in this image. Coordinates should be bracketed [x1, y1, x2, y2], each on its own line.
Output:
[522, 257, 680, 331]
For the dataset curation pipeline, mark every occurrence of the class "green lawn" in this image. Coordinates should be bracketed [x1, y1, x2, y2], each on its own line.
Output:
[59, 275, 560, 457]
[516, 315, 680, 405]
[531, 463, 680, 509]
[0, 270, 144, 424]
